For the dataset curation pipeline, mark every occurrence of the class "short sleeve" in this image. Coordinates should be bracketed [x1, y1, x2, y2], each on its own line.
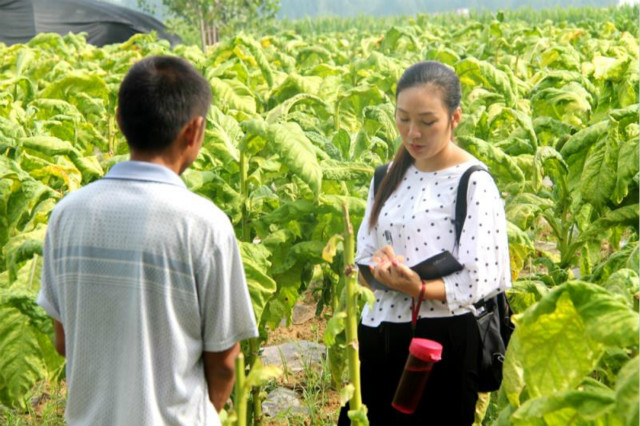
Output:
[442, 171, 511, 312]
[355, 178, 378, 263]
[37, 220, 62, 322]
[196, 220, 258, 352]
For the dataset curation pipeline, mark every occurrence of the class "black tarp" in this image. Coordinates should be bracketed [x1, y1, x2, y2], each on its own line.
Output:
[0, 0, 181, 46]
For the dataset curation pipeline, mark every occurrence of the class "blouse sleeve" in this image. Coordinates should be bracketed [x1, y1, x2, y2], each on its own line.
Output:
[355, 178, 378, 263]
[442, 171, 512, 313]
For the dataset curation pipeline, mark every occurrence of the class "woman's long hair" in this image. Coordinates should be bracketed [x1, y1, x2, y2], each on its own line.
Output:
[368, 61, 462, 229]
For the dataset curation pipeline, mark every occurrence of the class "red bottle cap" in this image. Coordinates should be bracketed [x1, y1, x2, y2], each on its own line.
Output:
[409, 338, 443, 362]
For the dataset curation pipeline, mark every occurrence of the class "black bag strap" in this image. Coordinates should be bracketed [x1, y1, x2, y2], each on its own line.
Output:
[454, 165, 492, 248]
[456, 167, 513, 328]
[454, 165, 501, 312]
[373, 163, 389, 197]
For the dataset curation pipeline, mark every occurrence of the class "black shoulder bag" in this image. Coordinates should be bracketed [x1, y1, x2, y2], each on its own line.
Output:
[373, 163, 515, 393]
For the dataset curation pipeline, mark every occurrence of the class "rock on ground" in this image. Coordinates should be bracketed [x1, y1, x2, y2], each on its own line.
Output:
[262, 387, 309, 418]
[260, 341, 326, 373]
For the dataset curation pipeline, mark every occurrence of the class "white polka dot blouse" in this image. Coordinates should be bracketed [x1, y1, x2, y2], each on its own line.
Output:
[356, 160, 512, 327]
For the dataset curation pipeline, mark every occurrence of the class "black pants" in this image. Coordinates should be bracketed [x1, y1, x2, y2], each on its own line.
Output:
[337, 314, 480, 426]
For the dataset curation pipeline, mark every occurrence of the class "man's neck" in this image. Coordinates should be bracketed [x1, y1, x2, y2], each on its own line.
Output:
[129, 151, 186, 175]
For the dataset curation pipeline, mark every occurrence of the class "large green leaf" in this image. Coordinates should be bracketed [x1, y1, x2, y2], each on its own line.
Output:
[506, 193, 554, 230]
[265, 93, 332, 124]
[507, 221, 535, 280]
[530, 83, 592, 126]
[41, 72, 108, 105]
[381, 26, 421, 53]
[243, 120, 323, 195]
[319, 195, 367, 219]
[244, 358, 282, 389]
[351, 51, 404, 93]
[234, 33, 274, 88]
[260, 200, 317, 225]
[205, 105, 242, 163]
[335, 85, 387, 131]
[602, 269, 640, 310]
[28, 98, 84, 122]
[21, 136, 76, 157]
[510, 387, 617, 426]
[0, 291, 64, 410]
[614, 355, 639, 426]
[579, 125, 619, 209]
[69, 153, 103, 183]
[503, 292, 602, 405]
[320, 160, 373, 182]
[503, 281, 638, 405]
[457, 136, 525, 189]
[456, 57, 516, 104]
[591, 242, 639, 283]
[532, 146, 568, 193]
[539, 44, 581, 71]
[239, 242, 277, 325]
[560, 120, 608, 193]
[270, 73, 323, 103]
[612, 135, 639, 205]
[533, 117, 576, 148]
[362, 103, 398, 149]
[272, 240, 326, 275]
[560, 121, 608, 159]
[487, 105, 538, 148]
[579, 204, 640, 242]
[323, 311, 347, 346]
[4, 224, 47, 283]
[296, 45, 333, 67]
[507, 280, 550, 314]
[208, 77, 257, 115]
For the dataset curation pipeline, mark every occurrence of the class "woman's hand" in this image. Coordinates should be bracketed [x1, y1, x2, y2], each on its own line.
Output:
[371, 257, 422, 299]
[371, 245, 402, 265]
[369, 248, 448, 301]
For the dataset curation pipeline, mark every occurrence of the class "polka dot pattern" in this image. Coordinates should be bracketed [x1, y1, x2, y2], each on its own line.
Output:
[356, 161, 512, 326]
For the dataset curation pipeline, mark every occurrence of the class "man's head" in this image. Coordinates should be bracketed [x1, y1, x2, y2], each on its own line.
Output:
[117, 56, 211, 159]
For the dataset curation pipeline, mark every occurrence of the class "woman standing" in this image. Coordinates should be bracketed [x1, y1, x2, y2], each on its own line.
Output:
[337, 61, 511, 426]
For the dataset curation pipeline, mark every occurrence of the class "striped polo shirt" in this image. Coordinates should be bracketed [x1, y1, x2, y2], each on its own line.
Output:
[37, 161, 258, 426]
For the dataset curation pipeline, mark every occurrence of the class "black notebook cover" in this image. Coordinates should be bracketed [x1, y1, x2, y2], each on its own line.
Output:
[357, 251, 464, 291]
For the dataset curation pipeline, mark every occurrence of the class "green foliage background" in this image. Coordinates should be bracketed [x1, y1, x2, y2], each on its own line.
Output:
[0, 6, 638, 425]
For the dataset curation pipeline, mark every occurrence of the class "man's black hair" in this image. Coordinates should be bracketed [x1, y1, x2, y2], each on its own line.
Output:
[118, 55, 211, 152]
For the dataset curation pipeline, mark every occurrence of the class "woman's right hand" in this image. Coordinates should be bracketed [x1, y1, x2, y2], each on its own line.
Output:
[371, 245, 404, 265]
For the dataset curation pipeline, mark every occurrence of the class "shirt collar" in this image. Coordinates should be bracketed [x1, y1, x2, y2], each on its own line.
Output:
[104, 161, 186, 188]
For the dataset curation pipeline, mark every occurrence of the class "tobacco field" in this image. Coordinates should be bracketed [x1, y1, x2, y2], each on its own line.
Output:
[0, 6, 638, 426]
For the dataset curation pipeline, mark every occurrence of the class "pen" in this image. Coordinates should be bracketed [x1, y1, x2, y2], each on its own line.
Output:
[383, 230, 393, 245]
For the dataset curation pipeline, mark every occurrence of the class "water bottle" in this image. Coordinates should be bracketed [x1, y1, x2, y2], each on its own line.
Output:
[391, 338, 442, 414]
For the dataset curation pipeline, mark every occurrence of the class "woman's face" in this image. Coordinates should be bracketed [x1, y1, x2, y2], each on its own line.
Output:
[395, 84, 461, 169]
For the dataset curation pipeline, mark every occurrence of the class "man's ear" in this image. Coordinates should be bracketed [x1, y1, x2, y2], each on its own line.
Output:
[183, 116, 206, 147]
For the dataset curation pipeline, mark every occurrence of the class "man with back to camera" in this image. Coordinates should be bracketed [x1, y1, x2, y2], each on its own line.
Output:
[36, 55, 258, 426]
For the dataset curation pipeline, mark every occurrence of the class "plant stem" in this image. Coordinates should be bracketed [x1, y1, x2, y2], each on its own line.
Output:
[234, 353, 247, 426]
[239, 150, 249, 241]
[248, 338, 263, 426]
[28, 254, 38, 289]
[342, 202, 364, 424]
[239, 150, 261, 426]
